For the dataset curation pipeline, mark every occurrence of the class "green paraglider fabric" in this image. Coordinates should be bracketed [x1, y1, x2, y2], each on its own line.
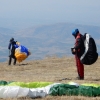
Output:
[49, 84, 100, 97]
[0, 80, 53, 88]
[1, 80, 100, 97]
[0, 80, 14, 85]
[8, 82, 53, 88]
[49, 84, 79, 96]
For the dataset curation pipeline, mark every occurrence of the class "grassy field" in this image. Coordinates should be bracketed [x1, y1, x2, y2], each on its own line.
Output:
[0, 56, 100, 100]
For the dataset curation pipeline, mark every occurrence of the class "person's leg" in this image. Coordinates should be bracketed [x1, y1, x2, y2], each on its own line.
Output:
[13, 57, 16, 65]
[75, 55, 84, 79]
[8, 56, 12, 65]
[11, 48, 16, 65]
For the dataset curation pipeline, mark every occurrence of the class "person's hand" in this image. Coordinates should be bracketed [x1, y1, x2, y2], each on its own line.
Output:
[72, 48, 76, 52]
[71, 48, 76, 54]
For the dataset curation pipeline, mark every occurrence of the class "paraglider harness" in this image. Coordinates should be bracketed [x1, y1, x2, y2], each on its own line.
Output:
[80, 33, 98, 65]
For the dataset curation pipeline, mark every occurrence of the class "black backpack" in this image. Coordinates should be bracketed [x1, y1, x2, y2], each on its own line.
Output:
[80, 33, 98, 65]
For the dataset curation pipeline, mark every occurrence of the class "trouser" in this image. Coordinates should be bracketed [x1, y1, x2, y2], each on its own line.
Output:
[8, 49, 16, 65]
[75, 55, 84, 79]
[8, 56, 16, 65]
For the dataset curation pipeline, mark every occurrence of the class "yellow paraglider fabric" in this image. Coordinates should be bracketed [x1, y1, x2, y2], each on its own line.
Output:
[15, 48, 27, 63]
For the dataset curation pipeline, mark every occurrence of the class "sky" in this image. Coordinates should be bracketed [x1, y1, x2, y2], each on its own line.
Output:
[0, 0, 100, 29]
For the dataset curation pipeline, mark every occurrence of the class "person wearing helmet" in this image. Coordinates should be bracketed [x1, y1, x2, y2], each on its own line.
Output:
[8, 38, 17, 65]
[71, 29, 85, 80]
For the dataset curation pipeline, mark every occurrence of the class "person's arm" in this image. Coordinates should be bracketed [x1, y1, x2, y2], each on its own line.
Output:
[8, 42, 11, 50]
[72, 38, 82, 53]
[74, 38, 82, 50]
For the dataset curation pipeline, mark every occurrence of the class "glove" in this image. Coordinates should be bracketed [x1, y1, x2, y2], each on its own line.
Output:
[71, 48, 76, 55]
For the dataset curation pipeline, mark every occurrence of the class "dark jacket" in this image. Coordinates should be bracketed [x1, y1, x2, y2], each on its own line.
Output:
[8, 41, 16, 58]
[8, 41, 16, 50]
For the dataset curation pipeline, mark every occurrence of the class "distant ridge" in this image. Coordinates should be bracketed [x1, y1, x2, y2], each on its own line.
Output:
[0, 23, 100, 62]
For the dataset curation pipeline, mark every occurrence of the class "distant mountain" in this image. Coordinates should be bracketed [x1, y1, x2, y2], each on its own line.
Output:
[0, 23, 100, 62]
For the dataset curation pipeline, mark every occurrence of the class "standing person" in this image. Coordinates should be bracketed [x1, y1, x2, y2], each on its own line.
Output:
[71, 29, 85, 80]
[8, 38, 17, 65]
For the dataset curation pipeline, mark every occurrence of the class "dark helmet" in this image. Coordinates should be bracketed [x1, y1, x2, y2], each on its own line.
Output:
[10, 37, 14, 42]
[72, 29, 79, 36]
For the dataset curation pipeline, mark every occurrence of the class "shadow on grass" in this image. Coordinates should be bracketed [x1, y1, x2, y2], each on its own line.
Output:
[58, 78, 72, 81]
[18, 63, 32, 66]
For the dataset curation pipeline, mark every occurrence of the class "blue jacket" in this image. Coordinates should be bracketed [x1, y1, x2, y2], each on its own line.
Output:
[8, 41, 16, 50]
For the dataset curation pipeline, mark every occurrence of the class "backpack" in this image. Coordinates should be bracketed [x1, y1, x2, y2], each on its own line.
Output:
[80, 33, 98, 65]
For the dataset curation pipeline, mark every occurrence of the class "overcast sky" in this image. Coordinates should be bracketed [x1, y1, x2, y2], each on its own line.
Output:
[0, 0, 100, 28]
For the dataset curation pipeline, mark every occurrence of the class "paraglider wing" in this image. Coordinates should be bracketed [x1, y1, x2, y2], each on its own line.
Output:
[15, 45, 30, 63]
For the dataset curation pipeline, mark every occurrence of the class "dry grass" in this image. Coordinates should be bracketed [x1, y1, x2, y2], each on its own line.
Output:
[0, 56, 100, 100]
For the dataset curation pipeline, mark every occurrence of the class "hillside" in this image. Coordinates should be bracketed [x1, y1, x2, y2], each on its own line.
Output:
[0, 56, 100, 100]
[0, 23, 100, 62]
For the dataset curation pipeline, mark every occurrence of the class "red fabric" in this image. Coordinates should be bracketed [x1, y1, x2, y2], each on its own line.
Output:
[75, 33, 81, 51]
[74, 33, 84, 79]
[75, 55, 84, 79]
[75, 33, 81, 44]
[74, 33, 81, 53]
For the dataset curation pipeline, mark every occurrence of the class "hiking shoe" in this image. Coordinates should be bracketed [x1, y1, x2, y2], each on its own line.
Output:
[76, 77, 84, 80]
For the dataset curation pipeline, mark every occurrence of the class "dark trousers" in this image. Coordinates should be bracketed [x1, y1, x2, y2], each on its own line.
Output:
[8, 56, 16, 65]
[8, 49, 16, 65]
